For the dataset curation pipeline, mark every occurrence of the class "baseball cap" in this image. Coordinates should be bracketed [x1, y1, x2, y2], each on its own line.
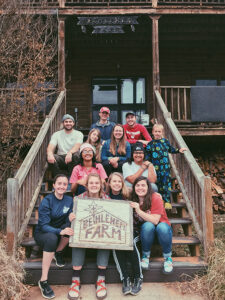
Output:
[125, 111, 135, 118]
[100, 107, 110, 114]
[133, 143, 145, 153]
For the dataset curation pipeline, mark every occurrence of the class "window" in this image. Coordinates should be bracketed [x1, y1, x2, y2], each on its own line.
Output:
[92, 77, 146, 124]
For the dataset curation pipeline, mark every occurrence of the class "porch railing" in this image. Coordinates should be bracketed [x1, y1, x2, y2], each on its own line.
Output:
[155, 89, 214, 256]
[19, 0, 225, 7]
[7, 90, 66, 253]
[160, 86, 191, 122]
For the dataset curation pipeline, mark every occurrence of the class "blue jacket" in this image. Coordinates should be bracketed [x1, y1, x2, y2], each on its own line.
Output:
[35, 193, 73, 235]
[101, 139, 131, 162]
[90, 121, 115, 141]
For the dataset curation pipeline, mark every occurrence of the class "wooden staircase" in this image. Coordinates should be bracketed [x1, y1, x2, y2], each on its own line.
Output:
[21, 176, 207, 285]
[7, 89, 212, 286]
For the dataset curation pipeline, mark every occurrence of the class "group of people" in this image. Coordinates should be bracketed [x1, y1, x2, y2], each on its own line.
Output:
[36, 107, 187, 299]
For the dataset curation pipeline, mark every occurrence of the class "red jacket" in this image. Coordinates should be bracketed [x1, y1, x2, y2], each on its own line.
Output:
[123, 123, 152, 144]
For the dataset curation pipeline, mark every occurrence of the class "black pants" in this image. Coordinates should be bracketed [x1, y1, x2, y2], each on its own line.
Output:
[34, 232, 60, 252]
[102, 160, 124, 177]
[113, 235, 143, 280]
[49, 152, 79, 177]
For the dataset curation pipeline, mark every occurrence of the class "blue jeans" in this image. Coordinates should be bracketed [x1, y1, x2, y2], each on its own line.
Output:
[140, 222, 172, 258]
[72, 247, 110, 267]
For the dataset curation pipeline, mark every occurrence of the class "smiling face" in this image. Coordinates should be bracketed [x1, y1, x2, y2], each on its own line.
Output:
[113, 125, 124, 140]
[126, 114, 136, 127]
[133, 151, 145, 165]
[63, 119, 75, 131]
[81, 147, 94, 161]
[87, 176, 101, 197]
[134, 179, 148, 199]
[152, 126, 163, 140]
[110, 174, 123, 194]
[53, 176, 68, 198]
[99, 111, 109, 123]
[90, 130, 99, 144]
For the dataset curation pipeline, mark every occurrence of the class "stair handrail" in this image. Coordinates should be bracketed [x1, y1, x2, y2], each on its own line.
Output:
[154, 89, 213, 256]
[7, 90, 66, 254]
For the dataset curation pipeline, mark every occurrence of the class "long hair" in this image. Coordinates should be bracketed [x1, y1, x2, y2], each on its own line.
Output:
[79, 150, 97, 168]
[86, 128, 102, 162]
[131, 176, 153, 211]
[106, 172, 130, 199]
[85, 173, 104, 198]
[109, 124, 126, 156]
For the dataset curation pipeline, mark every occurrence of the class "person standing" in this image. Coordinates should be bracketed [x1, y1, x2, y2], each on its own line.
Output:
[146, 124, 187, 209]
[90, 107, 115, 142]
[47, 114, 83, 177]
[123, 112, 152, 146]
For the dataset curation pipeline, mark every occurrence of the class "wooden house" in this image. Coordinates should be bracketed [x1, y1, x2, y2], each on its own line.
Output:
[6, 0, 222, 284]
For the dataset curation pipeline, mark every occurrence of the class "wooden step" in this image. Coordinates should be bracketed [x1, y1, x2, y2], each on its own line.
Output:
[169, 218, 192, 225]
[23, 257, 207, 285]
[21, 235, 200, 250]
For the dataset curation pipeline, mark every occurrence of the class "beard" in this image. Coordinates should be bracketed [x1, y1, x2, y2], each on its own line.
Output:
[64, 125, 73, 131]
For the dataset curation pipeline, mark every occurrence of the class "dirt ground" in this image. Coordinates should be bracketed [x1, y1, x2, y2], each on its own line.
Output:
[26, 282, 204, 300]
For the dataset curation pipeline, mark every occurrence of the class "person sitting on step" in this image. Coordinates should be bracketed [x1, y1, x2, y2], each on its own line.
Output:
[145, 123, 187, 210]
[106, 172, 143, 296]
[101, 124, 131, 176]
[69, 143, 107, 196]
[68, 173, 110, 300]
[130, 176, 173, 274]
[122, 142, 158, 193]
[47, 114, 83, 177]
[86, 128, 102, 163]
[90, 106, 115, 143]
[34, 174, 74, 299]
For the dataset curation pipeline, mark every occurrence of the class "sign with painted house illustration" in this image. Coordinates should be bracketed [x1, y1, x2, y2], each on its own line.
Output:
[69, 197, 133, 250]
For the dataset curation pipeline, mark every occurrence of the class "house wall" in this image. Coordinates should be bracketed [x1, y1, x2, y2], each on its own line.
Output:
[65, 15, 225, 128]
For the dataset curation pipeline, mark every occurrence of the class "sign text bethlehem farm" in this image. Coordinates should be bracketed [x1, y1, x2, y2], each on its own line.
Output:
[69, 197, 133, 250]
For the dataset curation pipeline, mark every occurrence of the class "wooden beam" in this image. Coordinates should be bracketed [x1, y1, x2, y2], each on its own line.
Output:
[150, 15, 161, 118]
[202, 176, 214, 259]
[7, 178, 19, 254]
[58, 17, 66, 91]
[6, 8, 225, 16]
[179, 128, 225, 136]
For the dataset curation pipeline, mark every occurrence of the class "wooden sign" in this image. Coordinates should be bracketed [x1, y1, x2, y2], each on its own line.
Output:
[69, 197, 133, 250]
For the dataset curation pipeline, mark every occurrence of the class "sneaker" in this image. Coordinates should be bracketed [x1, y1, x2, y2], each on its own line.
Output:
[38, 280, 55, 299]
[122, 277, 131, 295]
[67, 279, 80, 300]
[131, 277, 142, 295]
[54, 251, 65, 267]
[141, 256, 149, 270]
[96, 277, 107, 300]
[163, 257, 173, 274]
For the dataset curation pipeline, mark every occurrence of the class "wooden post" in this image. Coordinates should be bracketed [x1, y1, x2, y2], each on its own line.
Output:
[7, 178, 19, 255]
[58, 17, 66, 91]
[150, 15, 161, 119]
[202, 176, 214, 259]
[59, 0, 66, 8]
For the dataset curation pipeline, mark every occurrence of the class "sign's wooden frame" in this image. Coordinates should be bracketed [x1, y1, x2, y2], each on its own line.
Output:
[69, 197, 133, 250]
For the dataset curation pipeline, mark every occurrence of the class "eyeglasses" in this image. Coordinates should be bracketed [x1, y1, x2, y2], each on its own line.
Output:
[133, 151, 144, 155]
[101, 112, 109, 115]
[82, 150, 93, 154]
